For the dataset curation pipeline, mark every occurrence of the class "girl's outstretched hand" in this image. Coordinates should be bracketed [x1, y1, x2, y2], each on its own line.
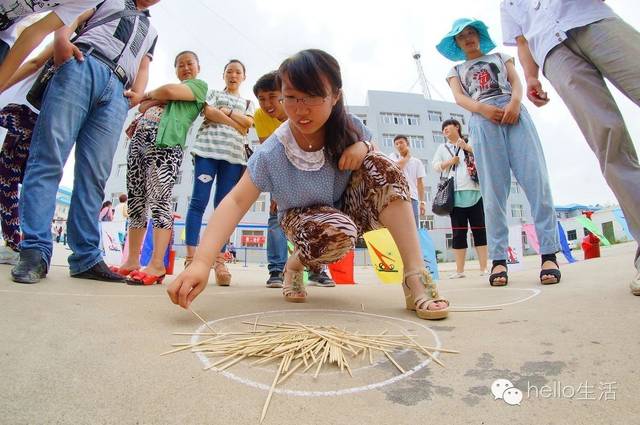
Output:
[338, 141, 369, 170]
[167, 260, 211, 309]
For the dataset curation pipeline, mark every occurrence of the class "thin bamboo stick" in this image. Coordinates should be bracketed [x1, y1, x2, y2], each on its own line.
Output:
[259, 356, 286, 424]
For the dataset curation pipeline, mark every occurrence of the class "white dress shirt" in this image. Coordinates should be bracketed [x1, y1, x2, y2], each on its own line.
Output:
[500, 0, 616, 68]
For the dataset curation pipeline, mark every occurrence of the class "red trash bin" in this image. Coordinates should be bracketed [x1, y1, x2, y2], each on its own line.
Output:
[581, 233, 601, 260]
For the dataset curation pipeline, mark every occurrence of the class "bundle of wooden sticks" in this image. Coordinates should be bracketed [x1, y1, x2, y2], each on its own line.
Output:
[164, 312, 458, 423]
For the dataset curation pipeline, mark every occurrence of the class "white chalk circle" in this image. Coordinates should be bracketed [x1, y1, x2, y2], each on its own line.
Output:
[491, 379, 514, 399]
[503, 387, 523, 406]
[442, 287, 541, 309]
[190, 309, 443, 397]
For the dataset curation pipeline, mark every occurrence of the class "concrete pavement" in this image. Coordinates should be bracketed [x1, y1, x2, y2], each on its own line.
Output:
[1, 242, 638, 425]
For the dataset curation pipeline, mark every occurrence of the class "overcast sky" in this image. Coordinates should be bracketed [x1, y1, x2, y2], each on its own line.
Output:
[60, 0, 639, 206]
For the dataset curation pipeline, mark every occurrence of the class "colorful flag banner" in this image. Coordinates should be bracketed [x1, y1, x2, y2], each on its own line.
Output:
[363, 228, 403, 284]
[522, 224, 540, 254]
[575, 215, 611, 246]
[100, 221, 126, 265]
[328, 250, 355, 284]
[418, 229, 440, 281]
[557, 221, 577, 263]
[507, 225, 524, 272]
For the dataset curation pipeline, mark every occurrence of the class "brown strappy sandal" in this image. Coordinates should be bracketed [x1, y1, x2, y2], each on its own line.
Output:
[283, 269, 306, 303]
[214, 252, 231, 286]
[402, 268, 449, 320]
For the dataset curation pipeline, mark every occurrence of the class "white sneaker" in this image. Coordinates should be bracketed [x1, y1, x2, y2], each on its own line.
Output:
[0, 245, 19, 265]
[448, 272, 466, 279]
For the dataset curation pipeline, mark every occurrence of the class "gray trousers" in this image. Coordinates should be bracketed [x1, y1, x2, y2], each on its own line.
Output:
[543, 16, 640, 244]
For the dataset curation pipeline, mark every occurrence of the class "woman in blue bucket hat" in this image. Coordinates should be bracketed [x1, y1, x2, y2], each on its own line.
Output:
[437, 18, 562, 287]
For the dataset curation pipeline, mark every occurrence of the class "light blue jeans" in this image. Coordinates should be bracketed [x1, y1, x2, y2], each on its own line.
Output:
[19, 56, 128, 273]
[267, 211, 288, 274]
[469, 95, 559, 260]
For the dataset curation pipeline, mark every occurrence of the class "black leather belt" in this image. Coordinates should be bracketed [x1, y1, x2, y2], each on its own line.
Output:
[76, 43, 129, 88]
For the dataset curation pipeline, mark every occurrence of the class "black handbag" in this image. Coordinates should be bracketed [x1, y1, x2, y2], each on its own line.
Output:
[431, 146, 461, 216]
[26, 9, 145, 110]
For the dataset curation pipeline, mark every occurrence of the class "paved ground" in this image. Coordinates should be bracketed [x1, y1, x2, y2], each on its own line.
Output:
[1, 242, 638, 425]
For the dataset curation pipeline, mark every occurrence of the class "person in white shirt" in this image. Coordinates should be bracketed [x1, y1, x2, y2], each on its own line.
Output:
[501, 0, 640, 295]
[388, 135, 426, 227]
[432, 119, 488, 278]
[113, 193, 128, 222]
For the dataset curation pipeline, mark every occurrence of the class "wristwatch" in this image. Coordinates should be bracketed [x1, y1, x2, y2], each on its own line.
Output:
[361, 140, 373, 153]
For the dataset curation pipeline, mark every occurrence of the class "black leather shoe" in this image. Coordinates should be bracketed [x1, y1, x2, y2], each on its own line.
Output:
[71, 261, 125, 282]
[11, 249, 47, 284]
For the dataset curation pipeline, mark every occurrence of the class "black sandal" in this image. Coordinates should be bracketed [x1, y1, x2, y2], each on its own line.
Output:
[489, 260, 508, 286]
[540, 253, 561, 285]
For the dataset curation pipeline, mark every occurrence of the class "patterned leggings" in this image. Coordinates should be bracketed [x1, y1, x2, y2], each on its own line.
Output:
[281, 152, 410, 272]
[126, 107, 183, 230]
[0, 104, 39, 251]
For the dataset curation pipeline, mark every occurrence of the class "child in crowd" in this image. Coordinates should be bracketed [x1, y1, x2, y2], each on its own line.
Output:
[437, 18, 560, 286]
[168, 49, 449, 320]
[112, 50, 207, 285]
[184, 59, 254, 286]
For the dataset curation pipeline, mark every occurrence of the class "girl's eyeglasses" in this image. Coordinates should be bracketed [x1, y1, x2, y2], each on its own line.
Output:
[280, 95, 328, 107]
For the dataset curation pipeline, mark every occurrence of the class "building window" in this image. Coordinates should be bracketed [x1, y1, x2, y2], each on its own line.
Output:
[445, 233, 453, 249]
[424, 186, 432, 204]
[394, 114, 407, 125]
[425, 215, 434, 230]
[251, 193, 267, 213]
[432, 131, 445, 144]
[450, 113, 466, 125]
[428, 110, 442, 122]
[567, 230, 577, 240]
[511, 203, 524, 218]
[175, 170, 182, 185]
[117, 163, 127, 176]
[511, 181, 520, 194]
[381, 112, 419, 126]
[172, 197, 179, 212]
[382, 134, 395, 148]
[408, 135, 425, 149]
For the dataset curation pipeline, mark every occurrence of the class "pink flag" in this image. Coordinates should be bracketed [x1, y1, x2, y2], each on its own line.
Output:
[522, 224, 540, 254]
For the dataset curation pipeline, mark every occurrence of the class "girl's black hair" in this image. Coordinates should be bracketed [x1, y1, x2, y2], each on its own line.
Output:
[442, 118, 462, 133]
[253, 71, 278, 96]
[174, 50, 199, 67]
[224, 59, 246, 75]
[276, 49, 359, 164]
[442, 118, 468, 142]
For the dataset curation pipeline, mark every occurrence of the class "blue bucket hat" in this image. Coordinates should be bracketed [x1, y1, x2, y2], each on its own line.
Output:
[436, 18, 497, 61]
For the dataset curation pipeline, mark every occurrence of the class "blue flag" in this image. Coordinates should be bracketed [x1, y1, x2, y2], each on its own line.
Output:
[557, 221, 577, 264]
[418, 229, 440, 280]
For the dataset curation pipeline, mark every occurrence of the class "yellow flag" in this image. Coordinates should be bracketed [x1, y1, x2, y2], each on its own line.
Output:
[363, 228, 403, 284]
